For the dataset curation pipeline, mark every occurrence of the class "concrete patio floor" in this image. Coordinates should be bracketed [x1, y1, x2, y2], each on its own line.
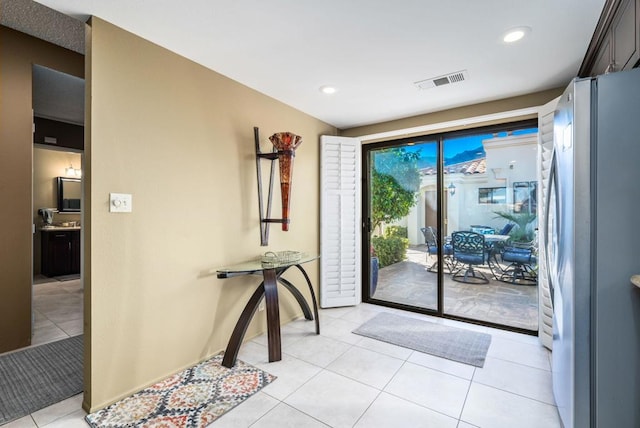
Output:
[372, 246, 538, 331]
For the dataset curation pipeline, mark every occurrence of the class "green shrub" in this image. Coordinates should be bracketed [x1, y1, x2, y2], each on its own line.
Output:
[384, 225, 408, 238]
[372, 235, 409, 267]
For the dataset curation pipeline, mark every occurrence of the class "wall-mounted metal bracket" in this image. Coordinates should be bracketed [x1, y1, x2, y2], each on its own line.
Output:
[255, 127, 289, 246]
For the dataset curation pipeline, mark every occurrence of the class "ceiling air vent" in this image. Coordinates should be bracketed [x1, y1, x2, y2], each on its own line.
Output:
[414, 70, 469, 90]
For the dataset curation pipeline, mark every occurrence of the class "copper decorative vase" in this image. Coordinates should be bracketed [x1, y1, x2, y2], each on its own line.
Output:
[269, 132, 302, 231]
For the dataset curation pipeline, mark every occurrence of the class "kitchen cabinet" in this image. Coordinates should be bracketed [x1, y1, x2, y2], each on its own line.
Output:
[580, 0, 640, 76]
[591, 32, 613, 76]
[612, 0, 639, 70]
[33, 117, 84, 150]
[41, 229, 80, 277]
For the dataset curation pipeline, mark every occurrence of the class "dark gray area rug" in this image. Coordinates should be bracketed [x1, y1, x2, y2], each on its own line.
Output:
[353, 312, 491, 367]
[0, 335, 83, 425]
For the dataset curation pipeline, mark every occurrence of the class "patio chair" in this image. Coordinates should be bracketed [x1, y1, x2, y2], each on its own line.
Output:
[451, 231, 489, 284]
[420, 227, 430, 244]
[485, 222, 516, 267]
[423, 226, 454, 273]
[498, 223, 515, 235]
[498, 241, 537, 285]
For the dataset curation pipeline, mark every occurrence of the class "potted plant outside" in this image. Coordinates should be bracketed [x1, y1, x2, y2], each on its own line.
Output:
[370, 245, 379, 297]
[493, 211, 537, 244]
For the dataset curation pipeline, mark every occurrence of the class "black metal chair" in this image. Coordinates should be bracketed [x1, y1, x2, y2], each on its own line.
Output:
[451, 231, 489, 284]
[485, 222, 516, 267]
[422, 226, 453, 273]
[420, 227, 430, 244]
[498, 242, 537, 285]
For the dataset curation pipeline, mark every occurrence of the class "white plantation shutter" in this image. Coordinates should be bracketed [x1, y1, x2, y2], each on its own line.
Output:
[538, 96, 559, 350]
[320, 136, 361, 308]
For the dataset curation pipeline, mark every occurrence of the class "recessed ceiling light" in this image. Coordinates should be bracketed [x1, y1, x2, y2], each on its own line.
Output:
[503, 26, 531, 43]
[320, 85, 337, 94]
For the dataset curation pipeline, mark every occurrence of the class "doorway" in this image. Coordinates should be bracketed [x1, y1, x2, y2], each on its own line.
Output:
[31, 65, 85, 348]
[363, 120, 539, 333]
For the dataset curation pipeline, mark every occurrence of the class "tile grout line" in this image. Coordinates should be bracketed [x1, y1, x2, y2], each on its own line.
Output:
[468, 380, 558, 407]
[457, 367, 476, 423]
[377, 359, 470, 424]
[350, 389, 384, 428]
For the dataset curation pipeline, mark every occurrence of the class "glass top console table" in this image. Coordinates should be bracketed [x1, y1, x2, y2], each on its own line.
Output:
[216, 254, 320, 368]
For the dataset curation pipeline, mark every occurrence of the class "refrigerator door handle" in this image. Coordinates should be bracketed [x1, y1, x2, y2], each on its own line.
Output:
[544, 150, 559, 307]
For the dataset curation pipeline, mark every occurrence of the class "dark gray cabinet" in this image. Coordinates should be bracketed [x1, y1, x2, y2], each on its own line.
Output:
[41, 229, 80, 277]
[33, 117, 84, 150]
[580, 0, 640, 76]
[592, 32, 614, 76]
[613, 0, 639, 70]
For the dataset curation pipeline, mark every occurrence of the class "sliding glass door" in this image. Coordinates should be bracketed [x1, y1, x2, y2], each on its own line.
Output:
[442, 130, 539, 330]
[364, 139, 440, 312]
[363, 121, 540, 333]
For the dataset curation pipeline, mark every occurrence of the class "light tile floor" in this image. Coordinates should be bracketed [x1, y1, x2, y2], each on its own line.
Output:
[32, 276, 83, 346]
[3, 303, 560, 428]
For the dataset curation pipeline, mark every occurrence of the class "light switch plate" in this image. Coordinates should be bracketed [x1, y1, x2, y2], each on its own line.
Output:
[110, 193, 132, 213]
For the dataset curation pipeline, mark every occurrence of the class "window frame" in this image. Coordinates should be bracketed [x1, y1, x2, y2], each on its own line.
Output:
[478, 186, 507, 205]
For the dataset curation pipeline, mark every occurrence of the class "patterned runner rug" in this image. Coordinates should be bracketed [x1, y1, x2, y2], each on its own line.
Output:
[85, 354, 275, 427]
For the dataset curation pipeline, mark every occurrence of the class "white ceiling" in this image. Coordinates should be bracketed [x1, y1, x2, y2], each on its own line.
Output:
[23, 0, 606, 129]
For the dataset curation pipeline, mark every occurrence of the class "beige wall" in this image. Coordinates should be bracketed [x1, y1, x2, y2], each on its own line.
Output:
[33, 147, 82, 275]
[340, 88, 564, 140]
[86, 17, 336, 410]
[0, 25, 84, 353]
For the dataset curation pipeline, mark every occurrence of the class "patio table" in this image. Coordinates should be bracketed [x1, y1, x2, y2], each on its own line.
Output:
[484, 234, 511, 243]
[484, 234, 511, 276]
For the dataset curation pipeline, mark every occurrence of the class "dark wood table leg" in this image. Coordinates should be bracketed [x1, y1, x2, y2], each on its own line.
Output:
[278, 276, 313, 320]
[222, 282, 265, 368]
[294, 264, 320, 335]
[263, 268, 281, 362]
[222, 263, 318, 368]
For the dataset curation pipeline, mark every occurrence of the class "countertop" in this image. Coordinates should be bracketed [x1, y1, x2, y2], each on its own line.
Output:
[40, 226, 81, 231]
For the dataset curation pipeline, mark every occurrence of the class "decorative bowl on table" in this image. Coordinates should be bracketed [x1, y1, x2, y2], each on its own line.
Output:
[261, 251, 302, 267]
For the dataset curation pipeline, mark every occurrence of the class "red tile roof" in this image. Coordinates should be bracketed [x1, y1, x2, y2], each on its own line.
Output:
[421, 158, 486, 176]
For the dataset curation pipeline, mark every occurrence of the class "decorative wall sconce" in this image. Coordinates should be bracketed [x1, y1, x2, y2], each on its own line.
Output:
[448, 182, 456, 196]
[254, 127, 303, 246]
[65, 164, 82, 177]
[269, 132, 303, 231]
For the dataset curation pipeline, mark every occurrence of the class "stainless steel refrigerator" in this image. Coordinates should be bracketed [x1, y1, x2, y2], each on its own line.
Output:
[547, 67, 640, 428]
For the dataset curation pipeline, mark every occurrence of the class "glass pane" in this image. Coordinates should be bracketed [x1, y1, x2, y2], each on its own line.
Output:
[443, 128, 539, 330]
[368, 140, 438, 311]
